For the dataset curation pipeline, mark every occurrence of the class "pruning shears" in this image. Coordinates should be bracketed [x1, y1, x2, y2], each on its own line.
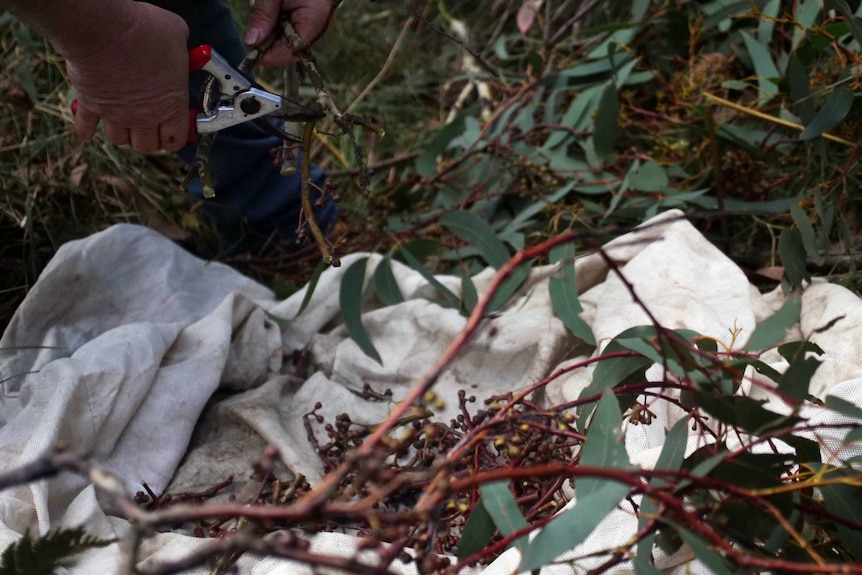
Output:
[185, 41, 321, 196]
[188, 43, 322, 142]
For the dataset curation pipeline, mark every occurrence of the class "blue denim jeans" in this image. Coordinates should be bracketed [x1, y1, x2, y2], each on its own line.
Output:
[149, 0, 337, 251]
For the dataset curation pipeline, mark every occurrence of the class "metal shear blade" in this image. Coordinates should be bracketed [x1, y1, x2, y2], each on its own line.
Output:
[189, 44, 322, 135]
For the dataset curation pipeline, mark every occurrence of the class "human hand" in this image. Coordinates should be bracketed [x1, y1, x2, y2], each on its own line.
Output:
[66, 2, 189, 153]
[244, 0, 334, 67]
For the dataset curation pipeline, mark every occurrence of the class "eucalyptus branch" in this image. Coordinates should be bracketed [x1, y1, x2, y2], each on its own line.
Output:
[299, 120, 338, 266]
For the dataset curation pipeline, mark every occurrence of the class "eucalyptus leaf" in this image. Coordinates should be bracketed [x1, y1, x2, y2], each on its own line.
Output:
[461, 274, 478, 315]
[415, 115, 466, 177]
[549, 243, 595, 345]
[636, 419, 690, 563]
[791, 203, 823, 265]
[395, 247, 460, 308]
[800, 81, 854, 142]
[593, 80, 619, 158]
[827, 0, 862, 47]
[757, 0, 780, 44]
[778, 227, 810, 287]
[746, 293, 801, 352]
[294, 259, 327, 318]
[787, 56, 828, 155]
[779, 352, 820, 401]
[372, 256, 404, 307]
[487, 261, 532, 313]
[825, 395, 862, 420]
[793, 0, 822, 50]
[817, 466, 862, 560]
[627, 161, 669, 192]
[678, 529, 734, 575]
[340, 258, 382, 364]
[457, 497, 496, 560]
[520, 391, 629, 571]
[479, 481, 529, 552]
[441, 211, 511, 269]
[740, 30, 780, 102]
[519, 480, 629, 572]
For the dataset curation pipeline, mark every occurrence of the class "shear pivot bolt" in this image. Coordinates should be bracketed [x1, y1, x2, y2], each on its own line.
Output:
[240, 98, 261, 115]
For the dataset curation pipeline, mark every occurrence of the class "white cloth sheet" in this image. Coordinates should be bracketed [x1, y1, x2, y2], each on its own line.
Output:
[1, 209, 859, 574]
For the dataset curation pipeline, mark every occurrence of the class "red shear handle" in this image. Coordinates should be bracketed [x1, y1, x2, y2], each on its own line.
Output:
[188, 44, 212, 72]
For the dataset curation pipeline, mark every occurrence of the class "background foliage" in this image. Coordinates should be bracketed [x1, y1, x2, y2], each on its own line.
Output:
[3, 0, 862, 573]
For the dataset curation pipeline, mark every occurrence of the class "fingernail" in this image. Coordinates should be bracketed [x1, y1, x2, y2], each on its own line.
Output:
[245, 28, 260, 45]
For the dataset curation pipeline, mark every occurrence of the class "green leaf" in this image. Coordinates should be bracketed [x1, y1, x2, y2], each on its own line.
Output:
[800, 83, 854, 141]
[693, 393, 800, 434]
[779, 353, 820, 400]
[728, 355, 783, 384]
[550, 84, 604, 135]
[617, 337, 685, 377]
[460, 274, 478, 315]
[593, 80, 619, 158]
[395, 246, 460, 308]
[778, 227, 811, 287]
[636, 419, 690, 563]
[479, 481, 529, 552]
[271, 274, 298, 301]
[501, 181, 577, 236]
[791, 203, 823, 265]
[787, 58, 815, 123]
[487, 261, 532, 313]
[632, 557, 664, 575]
[827, 0, 862, 47]
[793, 0, 822, 50]
[825, 395, 862, 420]
[294, 260, 327, 318]
[416, 115, 466, 177]
[339, 258, 382, 364]
[720, 79, 749, 90]
[777, 341, 824, 362]
[844, 426, 862, 443]
[0, 527, 115, 575]
[653, 419, 689, 483]
[817, 466, 862, 560]
[458, 496, 497, 560]
[746, 293, 801, 352]
[627, 161, 669, 192]
[740, 30, 780, 102]
[520, 392, 629, 571]
[757, 0, 781, 44]
[393, 238, 441, 262]
[677, 450, 726, 492]
[441, 211, 511, 269]
[581, 390, 630, 470]
[549, 243, 595, 345]
[587, 352, 650, 397]
[372, 256, 404, 307]
[677, 529, 734, 575]
[779, 434, 821, 464]
[519, 480, 629, 572]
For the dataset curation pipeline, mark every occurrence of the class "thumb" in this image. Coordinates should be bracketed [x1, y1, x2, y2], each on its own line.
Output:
[245, 0, 280, 46]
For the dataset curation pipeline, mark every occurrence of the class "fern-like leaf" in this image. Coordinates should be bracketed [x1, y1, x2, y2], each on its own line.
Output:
[0, 527, 115, 575]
